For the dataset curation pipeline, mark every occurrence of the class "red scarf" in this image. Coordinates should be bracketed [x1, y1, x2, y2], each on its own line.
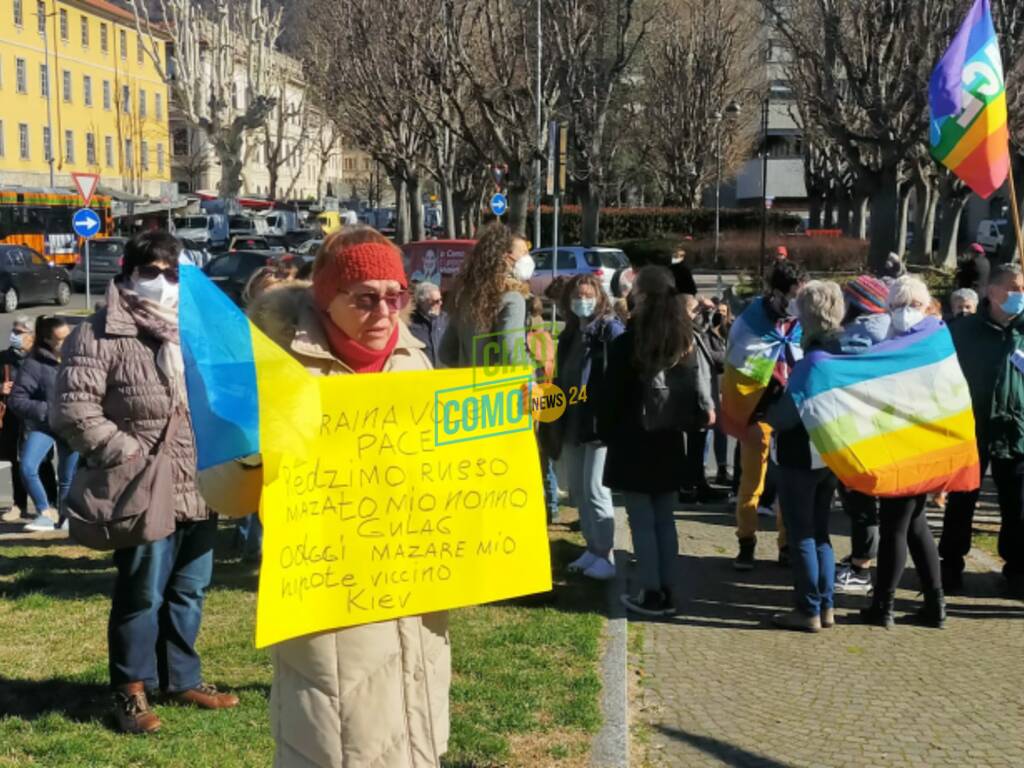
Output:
[321, 317, 399, 373]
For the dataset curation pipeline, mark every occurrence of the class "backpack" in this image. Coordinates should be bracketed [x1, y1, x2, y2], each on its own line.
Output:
[640, 354, 703, 432]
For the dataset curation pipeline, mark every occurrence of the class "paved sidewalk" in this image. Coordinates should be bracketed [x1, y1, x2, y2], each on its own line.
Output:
[629, 497, 1024, 768]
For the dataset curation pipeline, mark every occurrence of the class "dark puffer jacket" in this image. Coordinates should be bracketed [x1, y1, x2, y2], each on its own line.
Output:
[50, 281, 207, 521]
[8, 346, 60, 434]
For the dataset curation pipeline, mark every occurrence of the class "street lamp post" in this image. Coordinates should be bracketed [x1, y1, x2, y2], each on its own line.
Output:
[758, 94, 770, 285]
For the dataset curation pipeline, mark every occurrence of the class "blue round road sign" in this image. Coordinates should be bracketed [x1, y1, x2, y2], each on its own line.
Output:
[490, 193, 508, 217]
[72, 208, 102, 239]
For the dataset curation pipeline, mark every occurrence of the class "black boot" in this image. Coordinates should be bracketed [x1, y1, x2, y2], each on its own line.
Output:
[859, 590, 895, 629]
[913, 588, 946, 629]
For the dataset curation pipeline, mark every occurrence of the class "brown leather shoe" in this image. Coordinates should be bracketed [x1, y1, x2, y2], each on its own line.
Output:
[113, 682, 162, 734]
[170, 682, 239, 709]
[821, 607, 835, 628]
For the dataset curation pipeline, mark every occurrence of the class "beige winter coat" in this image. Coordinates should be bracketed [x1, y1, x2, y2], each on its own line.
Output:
[50, 280, 207, 521]
[200, 285, 451, 768]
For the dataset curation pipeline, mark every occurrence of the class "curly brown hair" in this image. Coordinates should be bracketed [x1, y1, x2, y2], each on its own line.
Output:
[449, 223, 523, 331]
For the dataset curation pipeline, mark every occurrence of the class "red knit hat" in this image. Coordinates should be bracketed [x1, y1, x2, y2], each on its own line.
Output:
[314, 241, 408, 310]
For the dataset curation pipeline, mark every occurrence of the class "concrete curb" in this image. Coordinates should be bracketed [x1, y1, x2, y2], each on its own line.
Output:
[590, 507, 630, 768]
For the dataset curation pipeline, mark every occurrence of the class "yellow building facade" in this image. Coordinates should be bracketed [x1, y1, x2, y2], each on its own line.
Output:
[0, 0, 170, 197]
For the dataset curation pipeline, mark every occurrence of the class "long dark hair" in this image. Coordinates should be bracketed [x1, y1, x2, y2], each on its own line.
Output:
[35, 315, 68, 354]
[449, 223, 519, 330]
[631, 266, 693, 378]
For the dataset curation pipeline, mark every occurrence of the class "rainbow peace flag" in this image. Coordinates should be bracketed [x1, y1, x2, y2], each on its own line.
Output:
[929, 0, 1009, 199]
[786, 318, 980, 498]
[720, 298, 802, 438]
[178, 265, 319, 470]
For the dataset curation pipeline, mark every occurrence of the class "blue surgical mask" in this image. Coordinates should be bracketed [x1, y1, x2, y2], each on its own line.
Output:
[571, 298, 597, 319]
[8, 332, 22, 350]
[1001, 292, 1024, 317]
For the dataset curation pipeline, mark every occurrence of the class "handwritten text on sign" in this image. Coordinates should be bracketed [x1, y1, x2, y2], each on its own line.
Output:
[255, 368, 552, 648]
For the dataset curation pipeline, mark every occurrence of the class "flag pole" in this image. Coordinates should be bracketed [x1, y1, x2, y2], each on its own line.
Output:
[1007, 149, 1024, 271]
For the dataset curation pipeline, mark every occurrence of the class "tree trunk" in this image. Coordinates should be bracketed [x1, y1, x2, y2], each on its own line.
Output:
[808, 195, 823, 230]
[507, 183, 530, 236]
[997, 153, 1024, 266]
[936, 195, 969, 269]
[868, 165, 900, 272]
[441, 175, 457, 238]
[392, 176, 410, 245]
[580, 181, 601, 246]
[909, 180, 932, 265]
[896, 184, 912, 258]
[823, 195, 834, 228]
[850, 195, 867, 239]
[837, 196, 851, 234]
[408, 175, 425, 242]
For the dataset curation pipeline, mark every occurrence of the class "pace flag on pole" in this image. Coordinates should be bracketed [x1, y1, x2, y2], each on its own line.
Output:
[929, 0, 1010, 199]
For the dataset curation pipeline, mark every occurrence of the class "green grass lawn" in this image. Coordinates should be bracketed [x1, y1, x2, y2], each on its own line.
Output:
[0, 518, 604, 768]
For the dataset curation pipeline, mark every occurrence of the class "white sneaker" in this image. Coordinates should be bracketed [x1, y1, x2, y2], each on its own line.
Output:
[57, 519, 69, 532]
[24, 515, 56, 532]
[583, 557, 616, 581]
[568, 551, 598, 573]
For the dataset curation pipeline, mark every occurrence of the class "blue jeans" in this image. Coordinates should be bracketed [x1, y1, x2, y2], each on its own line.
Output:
[777, 466, 837, 616]
[564, 442, 615, 555]
[234, 512, 263, 560]
[623, 492, 678, 593]
[541, 448, 560, 523]
[109, 519, 216, 692]
[20, 430, 79, 518]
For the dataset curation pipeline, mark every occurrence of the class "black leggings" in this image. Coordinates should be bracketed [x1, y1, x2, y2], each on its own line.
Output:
[875, 494, 941, 595]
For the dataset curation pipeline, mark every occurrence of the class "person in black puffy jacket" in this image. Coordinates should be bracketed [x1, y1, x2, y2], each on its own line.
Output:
[8, 316, 78, 532]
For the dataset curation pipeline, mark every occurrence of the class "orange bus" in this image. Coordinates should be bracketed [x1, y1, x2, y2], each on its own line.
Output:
[0, 188, 114, 265]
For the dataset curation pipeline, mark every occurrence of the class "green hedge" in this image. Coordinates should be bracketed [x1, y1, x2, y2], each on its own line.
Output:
[534, 206, 802, 244]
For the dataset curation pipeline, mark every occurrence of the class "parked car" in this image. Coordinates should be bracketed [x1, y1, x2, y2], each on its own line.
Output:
[70, 236, 126, 292]
[528, 246, 629, 298]
[228, 235, 288, 253]
[977, 219, 1007, 254]
[204, 250, 282, 306]
[0, 245, 73, 312]
[294, 238, 323, 257]
[173, 213, 230, 250]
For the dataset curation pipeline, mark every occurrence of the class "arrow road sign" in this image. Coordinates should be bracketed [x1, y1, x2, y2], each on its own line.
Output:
[72, 208, 102, 239]
[490, 193, 508, 217]
[72, 172, 100, 207]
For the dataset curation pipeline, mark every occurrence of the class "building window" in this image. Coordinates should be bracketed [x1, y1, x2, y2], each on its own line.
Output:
[13, 0, 23, 27]
[102, 80, 111, 110]
[120, 29, 127, 60]
[62, 69, 71, 102]
[64, 129, 74, 163]
[155, 93, 163, 120]
[100, 23, 108, 52]
[16, 59, 27, 94]
[104, 135, 113, 167]
[172, 128, 188, 156]
[80, 15, 88, 47]
[122, 85, 130, 113]
[139, 89, 146, 118]
[19, 123, 29, 159]
[86, 132, 96, 165]
[59, 8, 67, 40]
[83, 75, 92, 106]
[42, 126, 50, 160]
[124, 138, 133, 168]
[35, 0, 43, 34]
[39, 63, 48, 97]
[157, 142, 164, 173]
[137, 34, 144, 64]
[141, 139, 148, 170]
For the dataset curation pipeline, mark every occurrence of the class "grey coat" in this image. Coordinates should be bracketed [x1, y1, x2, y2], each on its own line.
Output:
[50, 281, 207, 522]
[439, 287, 527, 368]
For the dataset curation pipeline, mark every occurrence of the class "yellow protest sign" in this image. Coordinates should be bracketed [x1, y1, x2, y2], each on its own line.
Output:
[254, 366, 552, 648]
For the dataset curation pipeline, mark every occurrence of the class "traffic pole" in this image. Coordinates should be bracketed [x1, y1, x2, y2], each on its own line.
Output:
[85, 238, 91, 311]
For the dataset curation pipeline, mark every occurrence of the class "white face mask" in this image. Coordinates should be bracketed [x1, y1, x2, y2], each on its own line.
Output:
[571, 297, 597, 319]
[891, 307, 924, 334]
[513, 254, 536, 282]
[134, 274, 179, 308]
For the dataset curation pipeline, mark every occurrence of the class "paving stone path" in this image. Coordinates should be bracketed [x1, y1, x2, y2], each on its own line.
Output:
[628, 495, 1024, 768]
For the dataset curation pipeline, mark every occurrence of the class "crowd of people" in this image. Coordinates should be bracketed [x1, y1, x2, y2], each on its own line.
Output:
[0, 222, 1019, 765]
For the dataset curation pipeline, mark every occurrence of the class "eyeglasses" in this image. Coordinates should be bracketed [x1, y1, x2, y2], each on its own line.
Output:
[427, 298, 443, 306]
[137, 264, 180, 284]
[340, 290, 410, 313]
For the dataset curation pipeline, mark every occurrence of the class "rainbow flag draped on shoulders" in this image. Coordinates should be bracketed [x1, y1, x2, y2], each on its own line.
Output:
[929, 0, 1009, 199]
[720, 297, 803, 438]
[786, 317, 980, 498]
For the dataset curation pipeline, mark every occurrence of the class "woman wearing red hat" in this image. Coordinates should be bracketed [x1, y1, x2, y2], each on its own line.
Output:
[201, 227, 449, 767]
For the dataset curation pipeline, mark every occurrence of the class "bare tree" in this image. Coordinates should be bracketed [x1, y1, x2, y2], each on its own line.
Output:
[308, 112, 344, 203]
[547, 0, 651, 244]
[261, 61, 311, 200]
[632, 0, 759, 209]
[131, 0, 281, 200]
